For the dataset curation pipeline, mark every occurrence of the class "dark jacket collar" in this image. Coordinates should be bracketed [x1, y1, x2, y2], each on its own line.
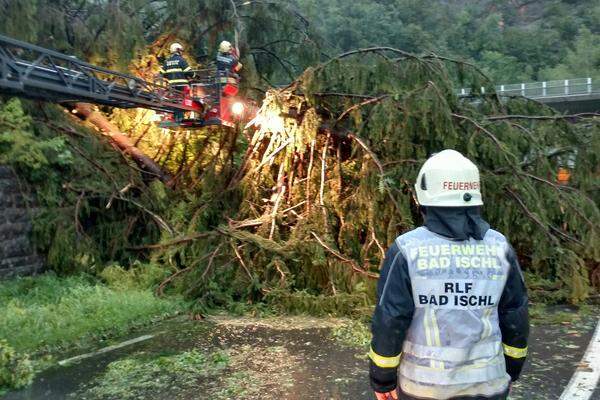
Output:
[422, 206, 490, 241]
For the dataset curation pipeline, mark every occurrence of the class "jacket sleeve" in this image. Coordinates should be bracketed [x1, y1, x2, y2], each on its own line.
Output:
[369, 241, 415, 393]
[179, 56, 192, 73]
[498, 244, 529, 381]
[233, 57, 242, 72]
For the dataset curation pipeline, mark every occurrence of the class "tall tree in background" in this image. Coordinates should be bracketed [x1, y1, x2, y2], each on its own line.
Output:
[293, 0, 600, 83]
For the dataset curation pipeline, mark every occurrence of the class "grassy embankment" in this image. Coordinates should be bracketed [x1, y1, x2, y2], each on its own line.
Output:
[0, 272, 186, 393]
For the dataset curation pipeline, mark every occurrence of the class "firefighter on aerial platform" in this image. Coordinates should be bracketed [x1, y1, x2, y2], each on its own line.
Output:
[160, 42, 193, 122]
[216, 40, 243, 97]
[369, 150, 529, 400]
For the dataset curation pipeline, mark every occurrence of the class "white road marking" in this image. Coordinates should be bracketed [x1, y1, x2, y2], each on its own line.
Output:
[57, 334, 155, 366]
[559, 318, 600, 400]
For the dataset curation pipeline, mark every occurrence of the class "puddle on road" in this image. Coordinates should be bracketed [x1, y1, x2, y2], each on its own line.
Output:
[2, 310, 597, 400]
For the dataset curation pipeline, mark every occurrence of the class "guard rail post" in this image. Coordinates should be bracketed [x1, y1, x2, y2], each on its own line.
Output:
[542, 81, 547, 97]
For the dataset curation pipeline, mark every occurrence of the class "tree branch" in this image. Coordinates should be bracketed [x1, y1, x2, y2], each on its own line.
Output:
[310, 232, 379, 279]
[127, 232, 214, 250]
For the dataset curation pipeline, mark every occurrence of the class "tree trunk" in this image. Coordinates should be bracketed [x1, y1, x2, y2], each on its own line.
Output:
[72, 103, 171, 182]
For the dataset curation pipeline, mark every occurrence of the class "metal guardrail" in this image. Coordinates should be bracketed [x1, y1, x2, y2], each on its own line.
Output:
[459, 78, 599, 99]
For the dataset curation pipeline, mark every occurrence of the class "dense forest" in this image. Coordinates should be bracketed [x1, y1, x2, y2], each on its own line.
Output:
[0, 1, 599, 392]
[296, 0, 600, 83]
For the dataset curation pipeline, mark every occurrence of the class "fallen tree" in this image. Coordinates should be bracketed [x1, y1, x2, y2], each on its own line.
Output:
[137, 47, 598, 307]
[5, 46, 595, 309]
[72, 103, 171, 183]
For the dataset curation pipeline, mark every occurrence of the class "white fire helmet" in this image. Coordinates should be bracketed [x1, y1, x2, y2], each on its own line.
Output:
[415, 149, 483, 207]
[219, 40, 233, 53]
[170, 42, 184, 53]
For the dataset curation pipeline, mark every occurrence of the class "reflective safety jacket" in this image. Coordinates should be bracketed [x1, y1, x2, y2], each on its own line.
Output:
[369, 209, 528, 400]
[216, 52, 242, 83]
[160, 54, 192, 86]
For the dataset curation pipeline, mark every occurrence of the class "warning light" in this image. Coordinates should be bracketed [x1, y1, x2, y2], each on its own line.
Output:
[557, 167, 571, 185]
[232, 102, 245, 116]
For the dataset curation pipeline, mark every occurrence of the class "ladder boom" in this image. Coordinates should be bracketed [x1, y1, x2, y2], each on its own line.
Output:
[0, 34, 196, 113]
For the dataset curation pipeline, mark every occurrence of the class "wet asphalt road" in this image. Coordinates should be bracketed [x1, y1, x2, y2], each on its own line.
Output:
[512, 316, 598, 400]
[2, 312, 598, 400]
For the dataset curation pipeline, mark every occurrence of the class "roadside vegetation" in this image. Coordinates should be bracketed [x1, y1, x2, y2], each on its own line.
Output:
[0, 272, 186, 393]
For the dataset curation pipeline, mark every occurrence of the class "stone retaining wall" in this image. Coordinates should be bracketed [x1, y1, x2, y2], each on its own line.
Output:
[0, 166, 44, 278]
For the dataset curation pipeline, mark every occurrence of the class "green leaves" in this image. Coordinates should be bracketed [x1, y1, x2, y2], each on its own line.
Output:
[0, 99, 73, 181]
[0, 339, 33, 392]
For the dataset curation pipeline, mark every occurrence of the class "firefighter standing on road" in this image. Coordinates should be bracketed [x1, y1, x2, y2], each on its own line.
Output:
[160, 42, 193, 121]
[370, 150, 529, 400]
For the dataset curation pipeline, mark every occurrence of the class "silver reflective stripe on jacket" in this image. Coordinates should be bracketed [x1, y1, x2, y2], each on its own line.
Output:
[395, 227, 511, 387]
[402, 339, 501, 362]
[400, 357, 506, 385]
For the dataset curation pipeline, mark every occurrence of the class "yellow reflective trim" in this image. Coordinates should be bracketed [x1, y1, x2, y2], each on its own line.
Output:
[183, 66, 192, 71]
[166, 68, 183, 73]
[369, 347, 401, 368]
[167, 79, 189, 84]
[423, 308, 435, 368]
[429, 308, 444, 370]
[503, 343, 527, 358]
[481, 308, 493, 340]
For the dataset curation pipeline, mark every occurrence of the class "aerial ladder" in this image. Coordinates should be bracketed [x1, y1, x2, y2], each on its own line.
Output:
[0, 34, 251, 129]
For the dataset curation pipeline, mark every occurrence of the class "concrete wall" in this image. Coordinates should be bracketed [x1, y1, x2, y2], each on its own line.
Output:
[0, 166, 44, 278]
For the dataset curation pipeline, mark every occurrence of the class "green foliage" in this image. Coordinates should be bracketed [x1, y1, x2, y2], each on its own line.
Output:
[100, 262, 169, 291]
[331, 320, 371, 350]
[528, 303, 597, 325]
[265, 290, 373, 318]
[80, 349, 230, 400]
[0, 274, 185, 354]
[0, 98, 168, 274]
[0, 0, 146, 70]
[540, 27, 600, 80]
[185, 48, 596, 306]
[0, 340, 34, 393]
[0, 0, 321, 87]
[295, 0, 600, 82]
[0, 99, 73, 181]
[79, 344, 297, 400]
[134, 40, 597, 307]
